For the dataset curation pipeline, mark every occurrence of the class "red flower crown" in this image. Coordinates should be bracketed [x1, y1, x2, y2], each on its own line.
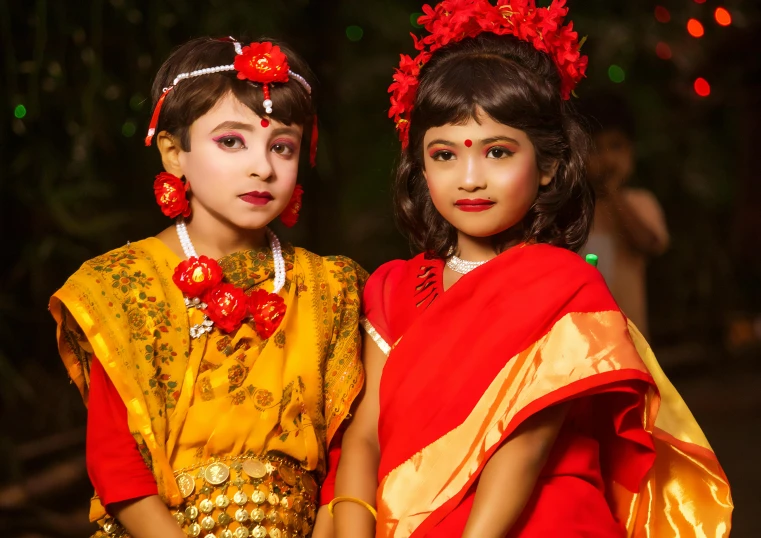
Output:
[389, 0, 588, 147]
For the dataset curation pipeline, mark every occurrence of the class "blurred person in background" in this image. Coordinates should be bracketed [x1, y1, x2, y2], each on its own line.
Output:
[579, 92, 669, 338]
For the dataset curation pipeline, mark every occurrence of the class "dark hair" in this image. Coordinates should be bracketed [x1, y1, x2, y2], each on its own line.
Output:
[393, 33, 593, 257]
[576, 90, 636, 139]
[151, 37, 316, 154]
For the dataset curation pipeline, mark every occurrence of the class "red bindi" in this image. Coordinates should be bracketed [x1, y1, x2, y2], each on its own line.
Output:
[464, 139, 472, 147]
[261, 119, 270, 128]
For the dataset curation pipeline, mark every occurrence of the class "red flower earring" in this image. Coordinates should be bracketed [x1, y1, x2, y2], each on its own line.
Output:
[154, 172, 191, 218]
[280, 184, 303, 227]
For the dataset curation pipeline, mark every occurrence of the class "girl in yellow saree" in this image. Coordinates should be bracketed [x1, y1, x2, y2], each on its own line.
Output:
[50, 36, 365, 538]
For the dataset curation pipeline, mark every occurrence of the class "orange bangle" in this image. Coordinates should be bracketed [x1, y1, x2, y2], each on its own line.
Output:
[327, 496, 378, 520]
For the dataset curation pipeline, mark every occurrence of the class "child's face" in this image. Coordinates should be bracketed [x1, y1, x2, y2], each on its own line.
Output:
[178, 92, 302, 231]
[422, 109, 552, 240]
[588, 129, 633, 191]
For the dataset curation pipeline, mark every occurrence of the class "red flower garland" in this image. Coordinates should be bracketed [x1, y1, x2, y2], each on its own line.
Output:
[154, 172, 191, 218]
[172, 256, 223, 297]
[248, 289, 287, 339]
[173, 256, 286, 337]
[203, 283, 250, 333]
[389, 0, 588, 147]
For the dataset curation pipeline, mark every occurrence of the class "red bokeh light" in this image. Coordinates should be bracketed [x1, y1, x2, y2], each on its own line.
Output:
[687, 19, 705, 38]
[655, 6, 671, 23]
[715, 8, 732, 27]
[694, 77, 711, 97]
[655, 42, 672, 60]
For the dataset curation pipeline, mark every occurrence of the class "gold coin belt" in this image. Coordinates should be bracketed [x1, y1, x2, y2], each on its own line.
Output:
[100, 453, 319, 538]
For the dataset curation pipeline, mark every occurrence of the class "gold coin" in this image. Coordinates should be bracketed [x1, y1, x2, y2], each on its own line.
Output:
[235, 508, 250, 523]
[188, 523, 202, 537]
[300, 473, 318, 499]
[199, 498, 214, 514]
[280, 495, 291, 510]
[292, 496, 304, 514]
[267, 492, 280, 506]
[267, 509, 282, 526]
[200, 515, 215, 531]
[251, 489, 267, 504]
[215, 494, 231, 509]
[252, 526, 267, 538]
[174, 511, 186, 526]
[251, 507, 266, 523]
[204, 534, 216, 538]
[269, 529, 282, 538]
[176, 472, 196, 498]
[102, 520, 119, 535]
[221, 531, 234, 538]
[185, 505, 199, 521]
[204, 462, 231, 486]
[217, 512, 233, 526]
[233, 490, 248, 506]
[234, 528, 250, 538]
[277, 464, 297, 486]
[242, 458, 268, 479]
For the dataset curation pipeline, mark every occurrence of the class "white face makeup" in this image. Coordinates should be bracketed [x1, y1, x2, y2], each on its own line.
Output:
[178, 92, 303, 233]
[422, 108, 553, 241]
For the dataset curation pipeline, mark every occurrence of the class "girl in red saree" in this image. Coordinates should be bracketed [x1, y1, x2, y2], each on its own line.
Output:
[329, 1, 733, 537]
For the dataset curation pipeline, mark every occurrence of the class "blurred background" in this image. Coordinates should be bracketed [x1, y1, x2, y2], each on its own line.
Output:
[1, 0, 759, 535]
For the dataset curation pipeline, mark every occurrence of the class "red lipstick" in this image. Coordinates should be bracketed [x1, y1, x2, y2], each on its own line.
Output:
[455, 198, 495, 212]
[240, 191, 274, 206]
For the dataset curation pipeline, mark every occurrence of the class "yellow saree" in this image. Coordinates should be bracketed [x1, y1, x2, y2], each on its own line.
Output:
[50, 237, 366, 537]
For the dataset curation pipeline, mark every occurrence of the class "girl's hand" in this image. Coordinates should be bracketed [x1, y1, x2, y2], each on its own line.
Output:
[110, 495, 186, 538]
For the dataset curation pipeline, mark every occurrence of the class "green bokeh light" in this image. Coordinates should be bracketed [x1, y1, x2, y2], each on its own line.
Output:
[122, 120, 136, 137]
[14, 104, 27, 119]
[608, 65, 625, 83]
[346, 25, 364, 42]
[129, 94, 145, 111]
[410, 13, 423, 28]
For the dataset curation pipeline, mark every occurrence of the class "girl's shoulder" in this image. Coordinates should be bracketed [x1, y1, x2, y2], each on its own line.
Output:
[366, 253, 432, 295]
[75, 237, 176, 275]
[292, 247, 369, 299]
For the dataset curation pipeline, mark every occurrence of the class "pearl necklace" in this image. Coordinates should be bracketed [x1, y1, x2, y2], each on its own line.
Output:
[446, 254, 489, 275]
[175, 219, 287, 338]
[175, 218, 286, 294]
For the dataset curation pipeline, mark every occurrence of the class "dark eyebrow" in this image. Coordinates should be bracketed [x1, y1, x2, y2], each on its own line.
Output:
[481, 136, 521, 146]
[270, 126, 302, 139]
[426, 138, 456, 149]
[210, 120, 255, 133]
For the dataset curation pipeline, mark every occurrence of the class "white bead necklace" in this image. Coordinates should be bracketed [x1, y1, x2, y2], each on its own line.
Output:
[175, 218, 286, 295]
[175, 219, 286, 338]
[446, 254, 489, 275]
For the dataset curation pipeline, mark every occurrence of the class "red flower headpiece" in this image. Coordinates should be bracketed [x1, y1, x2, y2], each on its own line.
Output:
[389, 0, 588, 147]
[145, 38, 314, 161]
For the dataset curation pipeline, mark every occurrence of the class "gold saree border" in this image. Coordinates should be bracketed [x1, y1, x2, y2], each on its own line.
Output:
[376, 310, 651, 538]
[360, 317, 391, 356]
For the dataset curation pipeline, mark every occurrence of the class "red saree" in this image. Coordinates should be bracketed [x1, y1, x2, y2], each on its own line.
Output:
[362, 244, 732, 537]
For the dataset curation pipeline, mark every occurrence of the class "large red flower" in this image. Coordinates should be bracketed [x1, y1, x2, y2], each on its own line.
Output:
[234, 42, 290, 85]
[153, 172, 190, 218]
[172, 256, 223, 298]
[391, 0, 587, 147]
[280, 184, 303, 228]
[203, 283, 249, 333]
[248, 288, 286, 339]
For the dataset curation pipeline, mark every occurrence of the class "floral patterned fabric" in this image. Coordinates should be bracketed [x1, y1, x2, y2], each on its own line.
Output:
[49, 237, 366, 525]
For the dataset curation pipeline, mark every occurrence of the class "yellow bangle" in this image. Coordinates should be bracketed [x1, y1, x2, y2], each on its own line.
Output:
[328, 496, 378, 519]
